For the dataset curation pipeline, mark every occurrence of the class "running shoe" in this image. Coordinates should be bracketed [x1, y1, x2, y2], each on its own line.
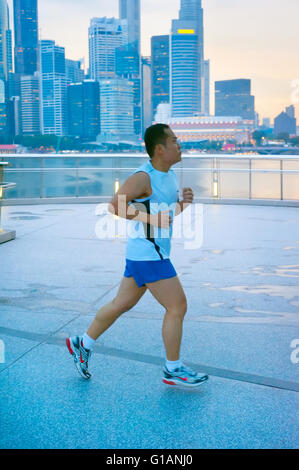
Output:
[66, 335, 92, 380]
[162, 364, 208, 387]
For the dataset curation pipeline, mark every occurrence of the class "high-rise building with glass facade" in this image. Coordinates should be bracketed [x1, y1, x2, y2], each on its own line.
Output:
[151, 35, 170, 121]
[67, 83, 83, 137]
[179, 0, 204, 58]
[118, 1, 141, 137]
[99, 78, 134, 141]
[7, 95, 21, 137]
[141, 56, 151, 133]
[170, 0, 206, 117]
[82, 80, 101, 139]
[204, 59, 210, 116]
[39, 40, 67, 136]
[88, 17, 128, 81]
[0, 78, 6, 132]
[67, 80, 100, 139]
[119, 0, 140, 54]
[0, 1, 13, 134]
[66, 59, 85, 85]
[274, 106, 297, 136]
[215, 79, 255, 120]
[0, 0, 9, 81]
[20, 71, 40, 134]
[170, 21, 200, 117]
[13, 0, 38, 76]
[115, 42, 141, 135]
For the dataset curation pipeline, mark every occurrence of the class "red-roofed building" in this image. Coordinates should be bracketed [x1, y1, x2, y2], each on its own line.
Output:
[0, 145, 18, 154]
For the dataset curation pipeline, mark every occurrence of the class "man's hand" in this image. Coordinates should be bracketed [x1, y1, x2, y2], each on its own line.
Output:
[175, 187, 194, 216]
[151, 210, 173, 228]
[182, 187, 194, 204]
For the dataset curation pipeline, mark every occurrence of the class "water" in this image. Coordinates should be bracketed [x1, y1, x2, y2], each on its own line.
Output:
[2, 154, 299, 201]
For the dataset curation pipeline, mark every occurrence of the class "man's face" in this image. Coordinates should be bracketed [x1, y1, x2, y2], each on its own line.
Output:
[161, 128, 182, 164]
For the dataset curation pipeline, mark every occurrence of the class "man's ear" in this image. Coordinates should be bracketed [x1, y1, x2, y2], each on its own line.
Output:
[156, 143, 164, 155]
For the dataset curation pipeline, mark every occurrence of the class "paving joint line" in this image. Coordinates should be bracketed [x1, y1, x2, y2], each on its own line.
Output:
[0, 326, 298, 393]
[0, 282, 120, 373]
[90, 282, 121, 307]
[0, 316, 81, 374]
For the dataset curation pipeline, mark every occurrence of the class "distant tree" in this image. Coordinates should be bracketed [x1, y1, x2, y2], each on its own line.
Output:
[0, 133, 10, 144]
[289, 136, 299, 146]
[277, 132, 290, 142]
[14, 134, 58, 148]
[252, 130, 267, 146]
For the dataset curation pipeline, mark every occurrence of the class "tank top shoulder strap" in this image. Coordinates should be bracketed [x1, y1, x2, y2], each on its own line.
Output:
[131, 160, 153, 203]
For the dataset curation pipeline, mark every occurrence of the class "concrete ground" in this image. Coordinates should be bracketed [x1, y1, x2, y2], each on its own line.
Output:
[0, 202, 298, 449]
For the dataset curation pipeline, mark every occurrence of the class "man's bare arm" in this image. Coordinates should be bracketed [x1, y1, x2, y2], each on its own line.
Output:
[108, 172, 172, 229]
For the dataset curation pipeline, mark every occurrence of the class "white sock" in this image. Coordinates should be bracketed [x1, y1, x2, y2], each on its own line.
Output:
[82, 333, 95, 350]
[165, 359, 183, 372]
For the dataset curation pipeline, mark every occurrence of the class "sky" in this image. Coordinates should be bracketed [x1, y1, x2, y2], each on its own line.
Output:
[8, 0, 299, 122]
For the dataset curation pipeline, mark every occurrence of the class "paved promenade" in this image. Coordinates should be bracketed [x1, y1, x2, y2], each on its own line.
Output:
[0, 202, 298, 449]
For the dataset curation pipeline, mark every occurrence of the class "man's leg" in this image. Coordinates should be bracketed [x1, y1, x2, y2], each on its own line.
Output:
[145, 275, 209, 386]
[86, 276, 147, 340]
[66, 276, 147, 379]
[145, 276, 187, 361]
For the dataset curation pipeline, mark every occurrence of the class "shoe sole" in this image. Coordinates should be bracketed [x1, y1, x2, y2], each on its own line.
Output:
[162, 376, 209, 387]
[66, 338, 91, 380]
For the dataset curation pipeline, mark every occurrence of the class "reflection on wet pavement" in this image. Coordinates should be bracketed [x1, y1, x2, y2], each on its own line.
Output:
[219, 284, 299, 301]
[241, 265, 299, 278]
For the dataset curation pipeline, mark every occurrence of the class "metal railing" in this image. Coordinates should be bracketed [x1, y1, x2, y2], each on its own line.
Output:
[0, 162, 16, 242]
[1, 154, 299, 207]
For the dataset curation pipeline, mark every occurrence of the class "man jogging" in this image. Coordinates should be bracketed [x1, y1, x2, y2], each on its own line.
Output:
[66, 124, 209, 388]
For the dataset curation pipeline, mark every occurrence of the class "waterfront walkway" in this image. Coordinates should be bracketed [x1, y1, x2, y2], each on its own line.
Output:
[0, 202, 298, 449]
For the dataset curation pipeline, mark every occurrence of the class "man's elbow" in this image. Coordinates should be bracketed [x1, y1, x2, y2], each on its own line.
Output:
[108, 201, 117, 215]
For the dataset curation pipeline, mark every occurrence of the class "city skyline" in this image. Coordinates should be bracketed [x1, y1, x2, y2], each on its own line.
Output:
[7, 0, 299, 121]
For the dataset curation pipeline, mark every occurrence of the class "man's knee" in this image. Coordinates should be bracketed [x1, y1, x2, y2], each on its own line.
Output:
[166, 298, 187, 319]
[111, 297, 136, 314]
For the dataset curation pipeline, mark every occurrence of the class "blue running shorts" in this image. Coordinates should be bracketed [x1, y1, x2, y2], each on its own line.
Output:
[124, 259, 177, 288]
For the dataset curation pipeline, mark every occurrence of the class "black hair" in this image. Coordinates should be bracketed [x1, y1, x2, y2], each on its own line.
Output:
[144, 124, 170, 158]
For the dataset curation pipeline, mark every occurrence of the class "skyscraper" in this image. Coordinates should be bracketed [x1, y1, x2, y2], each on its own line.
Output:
[170, 0, 206, 117]
[274, 107, 296, 136]
[67, 83, 83, 137]
[68, 80, 100, 139]
[99, 78, 134, 141]
[0, 0, 9, 81]
[20, 71, 40, 134]
[119, 0, 140, 54]
[13, 0, 38, 76]
[286, 105, 295, 119]
[88, 17, 128, 81]
[66, 59, 85, 85]
[6, 5, 12, 77]
[170, 22, 200, 117]
[215, 79, 255, 120]
[118, 1, 141, 137]
[151, 35, 170, 121]
[83, 80, 101, 139]
[115, 42, 141, 135]
[204, 59, 210, 116]
[141, 56, 151, 133]
[39, 40, 67, 136]
[0, 78, 6, 132]
[179, 0, 204, 59]
[7, 96, 21, 137]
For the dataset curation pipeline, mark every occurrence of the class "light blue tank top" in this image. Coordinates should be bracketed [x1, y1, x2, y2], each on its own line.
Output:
[126, 159, 179, 261]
